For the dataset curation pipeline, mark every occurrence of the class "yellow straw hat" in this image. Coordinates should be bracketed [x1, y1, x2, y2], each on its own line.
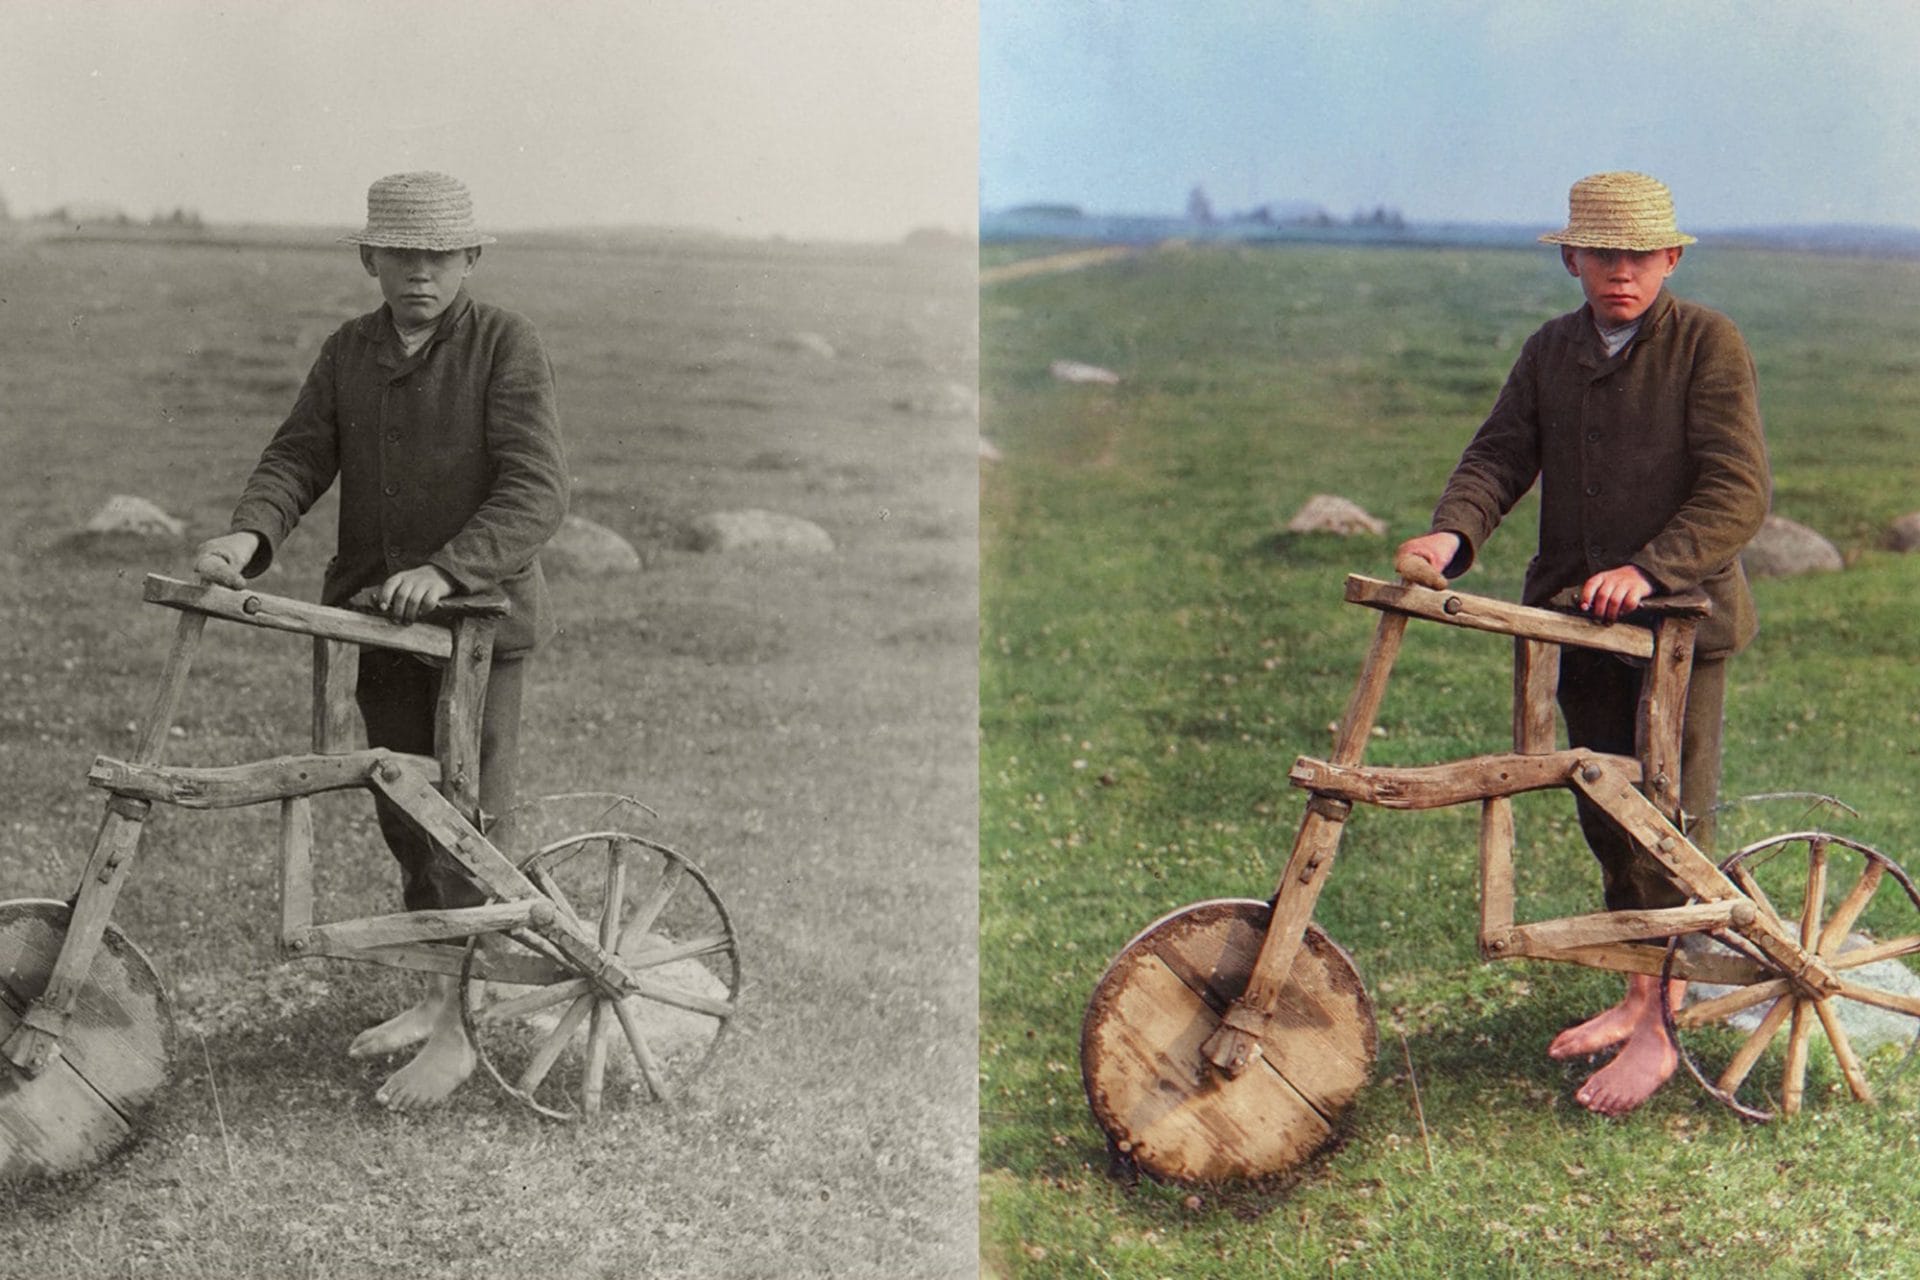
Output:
[1539, 171, 1696, 251]
[340, 171, 497, 251]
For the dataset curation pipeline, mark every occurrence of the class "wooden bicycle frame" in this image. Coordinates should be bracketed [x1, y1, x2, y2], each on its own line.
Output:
[0, 575, 712, 1081]
[1200, 574, 1828, 1078]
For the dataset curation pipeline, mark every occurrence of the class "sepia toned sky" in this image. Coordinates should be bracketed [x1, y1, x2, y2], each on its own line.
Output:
[983, 0, 1920, 229]
[0, 0, 977, 241]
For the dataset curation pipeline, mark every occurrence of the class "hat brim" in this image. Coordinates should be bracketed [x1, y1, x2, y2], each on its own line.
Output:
[340, 231, 498, 250]
[1539, 229, 1697, 250]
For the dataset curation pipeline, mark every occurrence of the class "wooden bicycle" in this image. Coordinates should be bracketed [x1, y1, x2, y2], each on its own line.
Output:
[1, 574, 741, 1180]
[1081, 565, 1920, 1184]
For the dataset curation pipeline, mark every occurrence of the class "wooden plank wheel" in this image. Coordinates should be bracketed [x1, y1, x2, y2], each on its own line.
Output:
[1081, 899, 1376, 1184]
[0, 899, 174, 1182]
[461, 795, 740, 1120]
[1665, 832, 1920, 1121]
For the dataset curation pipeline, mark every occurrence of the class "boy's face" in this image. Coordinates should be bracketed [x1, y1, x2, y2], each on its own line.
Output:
[360, 245, 480, 328]
[1562, 245, 1682, 327]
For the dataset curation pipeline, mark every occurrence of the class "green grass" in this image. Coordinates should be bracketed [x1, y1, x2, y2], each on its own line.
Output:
[981, 242, 1920, 1278]
[1, 230, 977, 1277]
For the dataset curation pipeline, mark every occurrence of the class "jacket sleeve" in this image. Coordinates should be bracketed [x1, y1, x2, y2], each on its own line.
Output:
[1629, 314, 1771, 591]
[226, 336, 342, 577]
[427, 316, 570, 591]
[1427, 336, 1544, 577]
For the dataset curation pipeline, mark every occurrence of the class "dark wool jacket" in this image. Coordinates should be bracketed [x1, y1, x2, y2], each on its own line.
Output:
[1430, 288, 1770, 659]
[229, 289, 568, 655]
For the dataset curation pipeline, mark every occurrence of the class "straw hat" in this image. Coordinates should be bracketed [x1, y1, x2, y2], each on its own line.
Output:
[1538, 171, 1696, 251]
[340, 171, 497, 251]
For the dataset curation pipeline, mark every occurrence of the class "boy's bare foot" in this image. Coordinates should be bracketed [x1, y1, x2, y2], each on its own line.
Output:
[375, 1018, 477, 1111]
[1575, 1009, 1678, 1116]
[348, 998, 440, 1058]
[1547, 971, 1668, 1059]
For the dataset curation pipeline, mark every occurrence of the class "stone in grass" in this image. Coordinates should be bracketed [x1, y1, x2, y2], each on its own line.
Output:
[543, 515, 642, 576]
[1740, 514, 1842, 578]
[1286, 494, 1387, 537]
[1049, 359, 1121, 385]
[689, 509, 834, 555]
[85, 494, 186, 539]
[1886, 512, 1920, 552]
[500, 943, 732, 1073]
[781, 331, 838, 360]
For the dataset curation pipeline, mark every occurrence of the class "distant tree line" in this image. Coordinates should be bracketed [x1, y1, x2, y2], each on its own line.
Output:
[1186, 184, 1404, 230]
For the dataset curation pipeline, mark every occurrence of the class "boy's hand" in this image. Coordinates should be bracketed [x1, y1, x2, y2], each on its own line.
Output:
[193, 532, 261, 588]
[1395, 531, 1461, 585]
[378, 566, 456, 623]
[1579, 565, 1653, 622]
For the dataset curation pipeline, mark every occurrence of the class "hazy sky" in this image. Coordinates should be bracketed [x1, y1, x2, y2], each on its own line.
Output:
[984, 0, 1920, 229]
[0, 0, 977, 241]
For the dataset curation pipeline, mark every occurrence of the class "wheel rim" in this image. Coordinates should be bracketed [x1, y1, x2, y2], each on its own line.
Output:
[461, 815, 741, 1121]
[1664, 832, 1920, 1121]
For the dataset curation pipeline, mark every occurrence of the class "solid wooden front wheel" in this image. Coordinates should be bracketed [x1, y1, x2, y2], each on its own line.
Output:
[0, 899, 174, 1181]
[1666, 832, 1920, 1121]
[461, 813, 741, 1120]
[1081, 899, 1377, 1184]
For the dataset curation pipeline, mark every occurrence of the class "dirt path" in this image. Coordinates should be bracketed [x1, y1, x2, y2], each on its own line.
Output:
[980, 245, 1138, 285]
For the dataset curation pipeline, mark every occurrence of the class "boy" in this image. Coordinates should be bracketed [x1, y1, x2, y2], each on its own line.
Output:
[1396, 171, 1770, 1117]
[193, 171, 569, 1110]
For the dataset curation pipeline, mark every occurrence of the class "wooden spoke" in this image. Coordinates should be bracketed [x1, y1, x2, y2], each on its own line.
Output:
[1832, 979, 1920, 1019]
[1675, 977, 1790, 1030]
[612, 997, 671, 1102]
[1817, 860, 1887, 957]
[479, 977, 589, 1024]
[1780, 1001, 1814, 1115]
[625, 978, 735, 1021]
[526, 865, 584, 932]
[1715, 995, 1793, 1097]
[624, 933, 735, 970]
[619, 857, 686, 952]
[600, 844, 628, 951]
[1799, 839, 1828, 949]
[1728, 863, 1786, 934]
[1813, 997, 1874, 1104]
[1828, 934, 1920, 970]
[517, 994, 593, 1094]
[581, 1005, 613, 1115]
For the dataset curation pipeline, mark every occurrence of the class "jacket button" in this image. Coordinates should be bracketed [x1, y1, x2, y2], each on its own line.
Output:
[1586, 432, 1600, 444]
[384, 483, 398, 497]
[386, 432, 400, 444]
[1585, 483, 1601, 496]
[1588, 544, 1604, 559]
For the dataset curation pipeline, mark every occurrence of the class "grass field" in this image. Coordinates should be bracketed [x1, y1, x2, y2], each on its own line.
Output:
[0, 227, 977, 1277]
[981, 242, 1920, 1278]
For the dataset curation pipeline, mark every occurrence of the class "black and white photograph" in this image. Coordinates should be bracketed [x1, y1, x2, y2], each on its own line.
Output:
[1, 3, 977, 1276]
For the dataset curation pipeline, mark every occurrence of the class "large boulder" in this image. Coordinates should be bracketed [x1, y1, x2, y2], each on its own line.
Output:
[1741, 514, 1842, 578]
[85, 495, 185, 539]
[1286, 494, 1387, 537]
[1887, 512, 1920, 552]
[689, 509, 834, 555]
[543, 515, 641, 576]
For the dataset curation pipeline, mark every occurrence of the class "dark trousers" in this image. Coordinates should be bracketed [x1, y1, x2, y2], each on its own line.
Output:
[1557, 648, 1728, 913]
[356, 649, 527, 912]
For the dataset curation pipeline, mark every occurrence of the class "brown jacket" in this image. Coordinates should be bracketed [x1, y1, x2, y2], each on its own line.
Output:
[229, 289, 568, 655]
[1430, 288, 1770, 658]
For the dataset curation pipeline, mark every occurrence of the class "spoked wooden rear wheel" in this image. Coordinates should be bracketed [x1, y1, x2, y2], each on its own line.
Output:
[1665, 832, 1920, 1121]
[0, 900, 173, 1181]
[461, 798, 740, 1120]
[1081, 899, 1376, 1184]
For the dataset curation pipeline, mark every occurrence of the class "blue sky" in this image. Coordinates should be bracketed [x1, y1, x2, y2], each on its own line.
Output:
[0, 0, 975, 241]
[983, 0, 1920, 228]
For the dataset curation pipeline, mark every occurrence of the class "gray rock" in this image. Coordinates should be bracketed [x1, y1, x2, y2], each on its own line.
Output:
[1689, 932, 1919, 1054]
[1887, 512, 1920, 552]
[1740, 514, 1842, 578]
[1049, 359, 1120, 385]
[689, 509, 834, 555]
[979, 437, 1003, 463]
[783, 331, 838, 360]
[85, 494, 184, 539]
[1286, 494, 1387, 537]
[543, 515, 641, 576]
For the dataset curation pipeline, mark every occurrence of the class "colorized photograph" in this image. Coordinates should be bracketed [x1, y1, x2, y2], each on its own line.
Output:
[981, 3, 1920, 1276]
